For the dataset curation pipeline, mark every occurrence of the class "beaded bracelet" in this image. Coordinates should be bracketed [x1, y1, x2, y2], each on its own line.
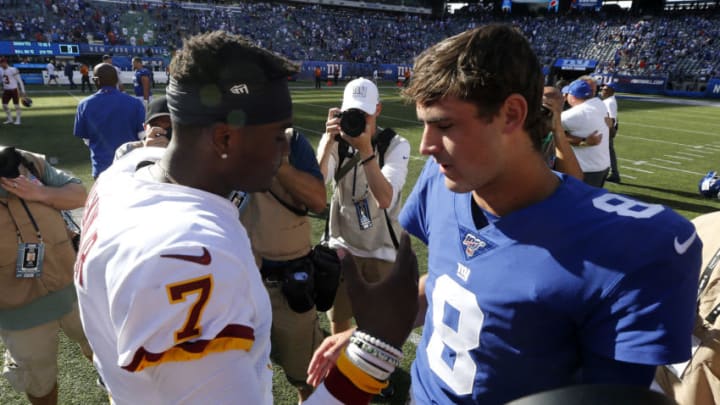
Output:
[354, 330, 403, 358]
[350, 336, 401, 367]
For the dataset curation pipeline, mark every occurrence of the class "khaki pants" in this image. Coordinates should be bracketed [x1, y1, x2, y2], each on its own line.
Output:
[266, 283, 323, 387]
[1, 303, 92, 397]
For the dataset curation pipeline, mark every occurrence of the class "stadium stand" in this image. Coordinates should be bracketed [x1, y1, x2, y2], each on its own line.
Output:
[0, 0, 718, 90]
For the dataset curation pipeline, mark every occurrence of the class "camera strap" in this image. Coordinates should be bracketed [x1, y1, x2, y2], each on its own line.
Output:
[334, 153, 361, 183]
[268, 189, 309, 217]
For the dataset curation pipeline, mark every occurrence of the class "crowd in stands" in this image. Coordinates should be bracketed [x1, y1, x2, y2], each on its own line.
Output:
[0, 0, 718, 84]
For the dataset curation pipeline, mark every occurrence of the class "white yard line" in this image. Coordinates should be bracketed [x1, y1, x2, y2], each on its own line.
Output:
[652, 158, 681, 165]
[663, 154, 694, 161]
[621, 121, 719, 137]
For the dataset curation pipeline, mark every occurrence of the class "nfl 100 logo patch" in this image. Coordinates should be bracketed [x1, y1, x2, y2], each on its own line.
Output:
[460, 232, 495, 260]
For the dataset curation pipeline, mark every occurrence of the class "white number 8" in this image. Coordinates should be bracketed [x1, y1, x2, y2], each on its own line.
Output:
[592, 194, 664, 219]
[427, 275, 484, 395]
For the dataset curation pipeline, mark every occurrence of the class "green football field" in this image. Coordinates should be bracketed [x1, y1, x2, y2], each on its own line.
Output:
[1, 82, 719, 404]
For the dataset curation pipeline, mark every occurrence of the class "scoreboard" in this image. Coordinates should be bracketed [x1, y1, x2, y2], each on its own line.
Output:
[0, 41, 80, 56]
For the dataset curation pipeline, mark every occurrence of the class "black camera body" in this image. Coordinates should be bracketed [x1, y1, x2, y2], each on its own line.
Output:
[0, 146, 22, 178]
[335, 108, 366, 138]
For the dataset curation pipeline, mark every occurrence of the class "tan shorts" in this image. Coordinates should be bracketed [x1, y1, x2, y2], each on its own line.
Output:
[1, 303, 92, 397]
[266, 283, 323, 387]
[327, 256, 394, 323]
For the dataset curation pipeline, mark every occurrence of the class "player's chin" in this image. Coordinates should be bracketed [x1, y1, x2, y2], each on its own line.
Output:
[444, 177, 474, 194]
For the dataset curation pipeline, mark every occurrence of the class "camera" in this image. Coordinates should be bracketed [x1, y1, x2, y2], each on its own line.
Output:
[0, 146, 22, 178]
[334, 108, 366, 138]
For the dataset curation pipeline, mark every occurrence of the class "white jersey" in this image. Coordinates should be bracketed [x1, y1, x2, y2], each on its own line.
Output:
[562, 97, 611, 172]
[603, 95, 618, 122]
[46, 63, 55, 75]
[74, 148, 274, 404]
[1, 66, 23, 91]
[75, 147, 348, 405]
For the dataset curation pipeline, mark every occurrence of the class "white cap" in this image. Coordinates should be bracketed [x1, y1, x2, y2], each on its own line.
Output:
[341, 78, 379, 115]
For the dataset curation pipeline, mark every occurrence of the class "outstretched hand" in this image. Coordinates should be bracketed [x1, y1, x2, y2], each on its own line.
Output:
[306, 328, 354, 387]
[347, 231, 419, 348]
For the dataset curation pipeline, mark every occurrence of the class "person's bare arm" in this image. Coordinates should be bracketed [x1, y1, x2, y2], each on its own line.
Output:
[0, 176, 86, 210]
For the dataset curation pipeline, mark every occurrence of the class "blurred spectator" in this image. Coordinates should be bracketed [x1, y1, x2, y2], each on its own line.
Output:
[79, 63, 92, 93]
[0, 57, 27, 126]
[73, 63, 145, 178]
[63, 61, 76, 90]
[46, 59, 58, 86]
[601, 82, 621, 183]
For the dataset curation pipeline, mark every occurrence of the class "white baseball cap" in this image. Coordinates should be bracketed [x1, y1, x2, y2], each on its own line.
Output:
[341, 78, 379, 115]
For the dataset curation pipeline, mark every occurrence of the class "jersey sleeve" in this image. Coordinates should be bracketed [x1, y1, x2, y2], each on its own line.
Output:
[107, 245, 261, 372]
[73, 104, 88, 140]
[581, 222, 702, 366]
[399, 158, 435, 245]
[380, 136, 411, 210]
[142, 348, 272, 404]
[290, 134, 323, 181]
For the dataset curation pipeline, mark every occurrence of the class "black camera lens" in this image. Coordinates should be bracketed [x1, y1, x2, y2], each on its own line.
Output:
[338, 108, 366, 138]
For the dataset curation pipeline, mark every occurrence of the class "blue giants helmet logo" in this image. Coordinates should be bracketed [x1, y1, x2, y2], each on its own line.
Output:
[462, 233, 486, 259]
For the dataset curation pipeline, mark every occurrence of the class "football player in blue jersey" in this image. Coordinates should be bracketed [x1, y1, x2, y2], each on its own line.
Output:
[308, 24, 703, 404]
[395, 24, 702, 404]
[132, 56, 153, 109]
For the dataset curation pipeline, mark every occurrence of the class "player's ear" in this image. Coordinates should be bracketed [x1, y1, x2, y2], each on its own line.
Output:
[501, 93, 527, 134]
[210, 122, 231, 159]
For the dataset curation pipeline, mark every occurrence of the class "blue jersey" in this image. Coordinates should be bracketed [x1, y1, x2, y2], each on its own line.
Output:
[400, 159, 701, 404]
[133, 67, 152, 97]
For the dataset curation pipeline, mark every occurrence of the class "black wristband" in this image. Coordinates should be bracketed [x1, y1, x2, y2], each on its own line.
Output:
[360, 154, 376, 166]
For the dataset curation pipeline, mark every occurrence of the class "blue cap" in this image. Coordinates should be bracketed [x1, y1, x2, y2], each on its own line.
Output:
[566, 80, 593, 99]
[602, 82, 617, 90]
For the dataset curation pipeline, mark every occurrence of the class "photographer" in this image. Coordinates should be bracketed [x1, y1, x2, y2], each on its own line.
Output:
[316, 78, 411, 342]
[240, 127, 328, 403]
[114, 96, 172, 161]
[0, 146, 92, 405]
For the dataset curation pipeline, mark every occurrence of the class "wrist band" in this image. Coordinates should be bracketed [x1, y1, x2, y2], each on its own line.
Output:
[360, 154, 376, 166]
[354, 330, 403, 357]
[336, 350, 389, 394]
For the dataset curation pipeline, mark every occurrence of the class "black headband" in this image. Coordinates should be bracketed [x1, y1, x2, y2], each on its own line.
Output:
[166, 76, 292, 127]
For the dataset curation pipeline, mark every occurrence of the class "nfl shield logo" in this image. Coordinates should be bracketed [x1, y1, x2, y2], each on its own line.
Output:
[462, 233, 486, 259]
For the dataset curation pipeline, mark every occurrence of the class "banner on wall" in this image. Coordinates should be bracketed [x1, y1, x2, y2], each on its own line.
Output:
[706, 78, 720, 99]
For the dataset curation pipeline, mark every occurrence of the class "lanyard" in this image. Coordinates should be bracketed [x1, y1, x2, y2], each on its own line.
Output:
[697, 246, 720, 324]
[1, 199, 44, 244]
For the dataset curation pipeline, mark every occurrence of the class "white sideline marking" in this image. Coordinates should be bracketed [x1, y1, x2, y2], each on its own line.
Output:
[675, 151, 701, 157]
[642, 162, 706, 176]
[689, 147, 714, 154]
[622, 121, 719, 137]
[652, 158, 681, 165]
[623, 166, 654, 174]
[663, 155, 694, 161]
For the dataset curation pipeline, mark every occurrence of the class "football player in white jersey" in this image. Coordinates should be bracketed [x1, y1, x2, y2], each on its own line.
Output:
[1, 57, 27, 125]
[74, 31, 418, 405]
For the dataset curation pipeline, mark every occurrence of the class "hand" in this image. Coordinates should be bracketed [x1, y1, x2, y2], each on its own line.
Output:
[586, 130, 602, 146]
[0, 175, 45, 202]
[142, 126, 170, 148]
[604, 116, 614, 129]
[325, 108, 374, 157]
[306, 328, 354, 387]
[346, 232, 419, 348]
